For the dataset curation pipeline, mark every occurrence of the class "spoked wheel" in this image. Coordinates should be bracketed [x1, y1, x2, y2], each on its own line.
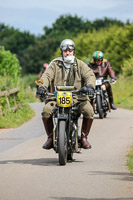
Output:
[58, 120, 67, 165]
[96, 95, 104, 119]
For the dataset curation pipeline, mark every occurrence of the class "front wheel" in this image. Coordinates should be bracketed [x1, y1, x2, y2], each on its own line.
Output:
[58, 120, 67, 165]
[96, 95, 104, 119]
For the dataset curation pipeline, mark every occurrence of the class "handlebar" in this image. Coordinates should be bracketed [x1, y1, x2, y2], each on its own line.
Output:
[36, 89, 94, 102]
[103, 79, 116, 84]
[96, 78, 116, 84]
[102, 79, 110, 83]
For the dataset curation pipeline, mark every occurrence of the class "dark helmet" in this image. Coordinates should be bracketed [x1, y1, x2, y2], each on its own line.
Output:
[93, 51, 104, 61]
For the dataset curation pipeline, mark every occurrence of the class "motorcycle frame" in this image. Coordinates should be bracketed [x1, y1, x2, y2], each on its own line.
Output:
[53, 104, 79, 154]
[94, 81, 110, 115]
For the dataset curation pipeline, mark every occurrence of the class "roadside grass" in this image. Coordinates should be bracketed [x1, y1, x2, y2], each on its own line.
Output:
[0, 74, 38, 129]
[0, 104, 35, 128]
[126, 145, 133, 173]
[20, 74, 38, 89]
[112, 75, 133, 110]
[18, 87, 38, 103]
[112, 74, 133, 173]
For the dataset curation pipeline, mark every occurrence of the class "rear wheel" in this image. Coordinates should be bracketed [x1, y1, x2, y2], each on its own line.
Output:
[96, 95, 104, 119]
[58, 120, 67, 165]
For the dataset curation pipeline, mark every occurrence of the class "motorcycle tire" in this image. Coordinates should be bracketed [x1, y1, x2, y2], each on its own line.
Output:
[96, 95, 104, 119]
[58, 120, 67, 165]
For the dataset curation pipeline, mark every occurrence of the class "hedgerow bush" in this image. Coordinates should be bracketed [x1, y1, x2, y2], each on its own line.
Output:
[0, 46, 36, 128]
[122, 57, 133, 76]
[0, 46, 21, 81]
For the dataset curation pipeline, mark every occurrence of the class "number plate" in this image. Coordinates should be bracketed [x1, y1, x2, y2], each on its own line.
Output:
[57, 91, 72, 107]
[96, 79, 102, 86]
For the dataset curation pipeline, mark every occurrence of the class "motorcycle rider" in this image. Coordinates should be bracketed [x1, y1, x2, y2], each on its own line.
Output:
[38, 63, 49, 79]
[88, 50, 117, 110]
[36, 39, 96, 150]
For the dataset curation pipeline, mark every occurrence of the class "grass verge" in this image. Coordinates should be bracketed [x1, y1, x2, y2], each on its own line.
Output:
[126, 145, 133, 173]
[112, 75, 133, 110]
[112, 74, 133, 173]
[0, 104, 35, 128]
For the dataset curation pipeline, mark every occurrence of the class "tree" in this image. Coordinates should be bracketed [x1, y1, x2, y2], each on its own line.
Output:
[73, 24, 133, 74]
[0, 46, 22, 91]
[0, 16, 126, 74]
[0, 23, 36, 54]
[0, 46, 21, 77]
[92, 17, 124, 30]
[0, 23, 36, 72]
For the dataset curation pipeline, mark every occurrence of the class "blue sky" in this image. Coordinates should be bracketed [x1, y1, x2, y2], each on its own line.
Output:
[0, 0, 133, 36]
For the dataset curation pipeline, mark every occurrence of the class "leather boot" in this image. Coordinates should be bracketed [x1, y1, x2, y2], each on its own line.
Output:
[109, 98, 117, 110]
[42, 116, 53, 149]
[111, 103, 117, 110]
[81, 117, 93, 149]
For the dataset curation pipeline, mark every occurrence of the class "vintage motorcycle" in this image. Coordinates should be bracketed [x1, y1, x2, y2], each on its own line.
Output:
[35, 80, 92, 165]
[93, 78, 111, 119]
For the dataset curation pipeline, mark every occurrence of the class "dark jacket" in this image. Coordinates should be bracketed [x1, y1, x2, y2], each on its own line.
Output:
[88, 59, 116, 79]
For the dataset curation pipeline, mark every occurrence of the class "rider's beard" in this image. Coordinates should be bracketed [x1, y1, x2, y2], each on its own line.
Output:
[63, 56, 75, 68]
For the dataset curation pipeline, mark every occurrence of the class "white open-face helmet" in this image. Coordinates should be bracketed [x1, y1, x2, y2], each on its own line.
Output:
[60, 39, 75, 51]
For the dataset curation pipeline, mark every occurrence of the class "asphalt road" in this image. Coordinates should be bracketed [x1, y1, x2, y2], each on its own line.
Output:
[0, 102, 133, 200]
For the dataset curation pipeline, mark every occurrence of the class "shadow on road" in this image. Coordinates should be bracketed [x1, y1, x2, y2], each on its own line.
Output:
[0, 158, 83, 166]
[87, 171, 133, 182]
[50, 198, 133, 200]
[51, 197, 133, 200]
[0, 158, 59, 166]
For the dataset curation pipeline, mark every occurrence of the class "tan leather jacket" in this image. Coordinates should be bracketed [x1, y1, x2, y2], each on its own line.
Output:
[88, 59, 116, 79]
[41, 57, 96, 92]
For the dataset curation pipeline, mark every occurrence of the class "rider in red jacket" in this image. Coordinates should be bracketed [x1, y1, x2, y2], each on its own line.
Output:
[88, 51, 117, 110]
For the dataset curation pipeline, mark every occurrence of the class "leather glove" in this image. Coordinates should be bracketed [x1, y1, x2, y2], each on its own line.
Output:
[110, 78, 116, 84]
[36, 86, 47, 96]
[79, 85, 94, 96]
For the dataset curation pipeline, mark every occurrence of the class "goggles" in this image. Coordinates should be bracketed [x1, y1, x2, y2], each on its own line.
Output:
[61, 45, 75, 51]
[94, 58, 103, 61]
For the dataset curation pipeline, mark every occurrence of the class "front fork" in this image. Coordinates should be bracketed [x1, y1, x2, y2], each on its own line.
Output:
[53, 107, 80, 153]
[53, 107, 68, 153]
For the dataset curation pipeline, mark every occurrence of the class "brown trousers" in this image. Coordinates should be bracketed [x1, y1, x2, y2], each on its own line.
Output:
[42, 99, 94, 119]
